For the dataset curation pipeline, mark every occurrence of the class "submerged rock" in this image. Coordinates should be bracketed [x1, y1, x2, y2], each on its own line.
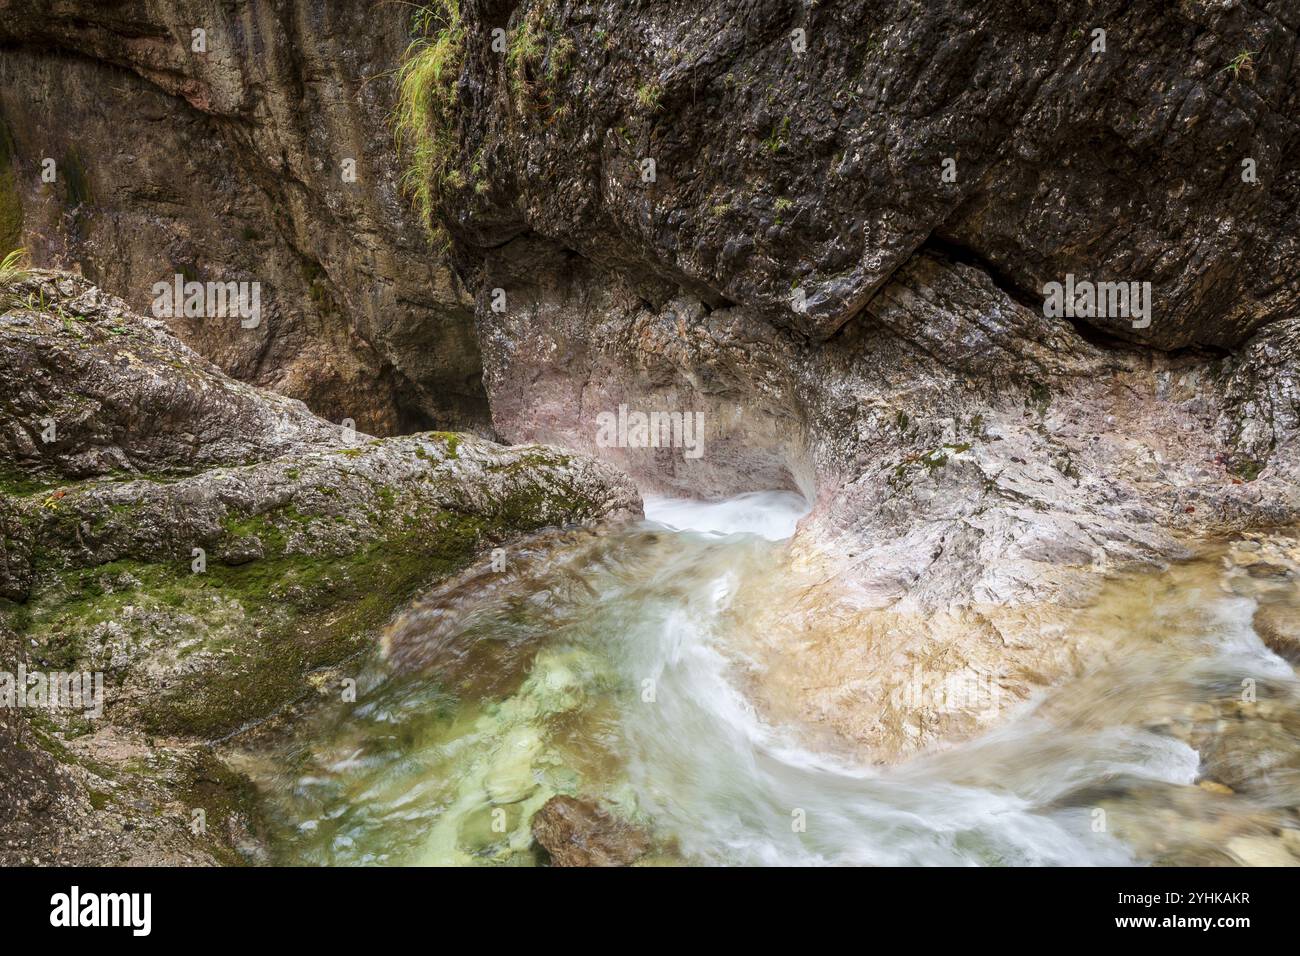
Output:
[532, 796, 651, 868]
[1255, 605, 1300, 666]
[1225, 836, 1300, 868]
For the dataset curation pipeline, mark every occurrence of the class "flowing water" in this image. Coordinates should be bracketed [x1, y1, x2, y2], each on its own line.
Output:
[237, 493, 1300, 866]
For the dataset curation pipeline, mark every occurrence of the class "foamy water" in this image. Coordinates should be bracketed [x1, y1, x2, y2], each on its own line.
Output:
[643, 491, 809, 540]
[238, 494, 1300, 866]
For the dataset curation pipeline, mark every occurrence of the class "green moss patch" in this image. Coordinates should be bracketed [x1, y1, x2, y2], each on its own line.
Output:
[8, 493, 547, 739]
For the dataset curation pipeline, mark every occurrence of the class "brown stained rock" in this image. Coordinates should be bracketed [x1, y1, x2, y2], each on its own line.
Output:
[532, 796, 651, 867]
[1226, 836, 1300, 868]
[1254, 604, 1300, 665]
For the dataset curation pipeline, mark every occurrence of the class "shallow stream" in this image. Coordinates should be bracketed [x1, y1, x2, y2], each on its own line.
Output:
[237, 494, 1300, 866]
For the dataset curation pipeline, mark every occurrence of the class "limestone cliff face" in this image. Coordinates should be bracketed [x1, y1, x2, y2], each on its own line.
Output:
[407, 0, 1300, 542]
[3, 1, 1296, 423]
[0, 0, 487, 435]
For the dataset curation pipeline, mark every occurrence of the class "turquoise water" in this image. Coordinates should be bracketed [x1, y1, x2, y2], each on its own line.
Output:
[238, 496, 1300, 866]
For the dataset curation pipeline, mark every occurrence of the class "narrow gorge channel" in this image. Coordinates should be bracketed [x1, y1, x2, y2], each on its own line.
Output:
[2, 0, 1299, 899]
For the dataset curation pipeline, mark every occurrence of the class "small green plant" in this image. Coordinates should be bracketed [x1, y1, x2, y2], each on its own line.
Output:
[763, 116, 791, 154]
[547, 36, 577, 84]
[1222, 49, 1260, 80]
[507, 14, 545, 105]
[635, 81, 663, 112]
[0, 246, 29, 285]
[394, 1, 466, 232]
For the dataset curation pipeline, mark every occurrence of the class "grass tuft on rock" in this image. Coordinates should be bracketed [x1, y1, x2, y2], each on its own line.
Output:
[395, 0, 465, 242]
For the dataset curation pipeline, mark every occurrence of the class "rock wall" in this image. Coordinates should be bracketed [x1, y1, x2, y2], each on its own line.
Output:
[394, 0, 1300, 752]
[419, 0, 1300, 548]
[4, 1, 1295, 426]
[442, 0, 1299, 349]
[0, 0, 488, 435]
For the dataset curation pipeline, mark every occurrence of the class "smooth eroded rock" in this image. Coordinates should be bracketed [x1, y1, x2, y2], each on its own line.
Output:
[531, 796, 651, 867]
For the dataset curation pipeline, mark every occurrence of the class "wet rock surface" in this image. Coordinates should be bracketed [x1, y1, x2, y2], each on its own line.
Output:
[531, 795, 651, 867]
[1, 273, 338, 480]
[0, 272, 640, 864]
[1255, 605, 1300, 665]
